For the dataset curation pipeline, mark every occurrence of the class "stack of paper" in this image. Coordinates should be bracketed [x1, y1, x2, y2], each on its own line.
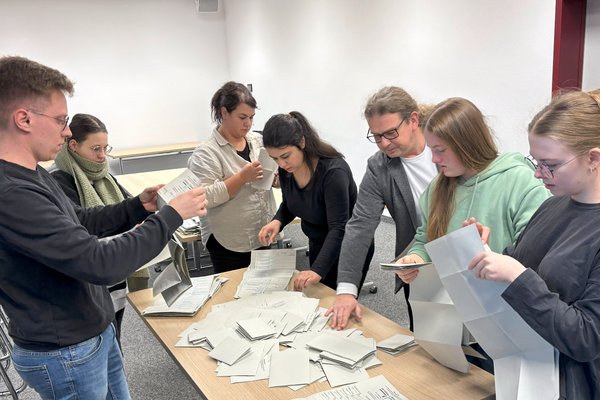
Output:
[380, 262, 431, 271]
[142, 275, 227, 316]
[376, 333, 416, 355]
[236, 318, 277, 341]
[178, 216, 201, 235]
[306, 333, 376, 369]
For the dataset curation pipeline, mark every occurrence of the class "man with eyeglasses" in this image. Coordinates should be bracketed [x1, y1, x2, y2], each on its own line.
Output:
[326, 86, 438, 331]
[0, 56, 208, 398]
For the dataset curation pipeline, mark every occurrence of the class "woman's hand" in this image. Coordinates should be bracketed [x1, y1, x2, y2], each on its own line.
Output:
[394, 254, 425, 283]
[258, 220, 281, 246]
[239, 161, 263, 183]
[468, 251, 526, 283]
[463, 217, 490, 245]
[293, 270, 322, 291]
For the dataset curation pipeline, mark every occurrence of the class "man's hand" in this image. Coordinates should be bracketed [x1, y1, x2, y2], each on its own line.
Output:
[139, 184, 164, 212]
[325, 294, 361, 331]
[168, 187, 208, 220]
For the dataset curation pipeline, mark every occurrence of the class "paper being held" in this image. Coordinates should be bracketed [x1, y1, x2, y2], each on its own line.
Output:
[157, 168, 201, 208]
[251, 148, 278, 191]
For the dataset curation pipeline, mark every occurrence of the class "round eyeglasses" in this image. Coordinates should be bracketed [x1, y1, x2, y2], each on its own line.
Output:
[27, 109, 69, 131]
[525, 155, 579, 179]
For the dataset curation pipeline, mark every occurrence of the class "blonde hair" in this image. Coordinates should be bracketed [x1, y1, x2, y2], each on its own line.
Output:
[528, 89, 600, 155]
[424, 97, 498, 241]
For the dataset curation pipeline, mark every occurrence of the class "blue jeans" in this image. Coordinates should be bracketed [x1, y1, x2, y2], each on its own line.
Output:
[11, 324, 130, 400]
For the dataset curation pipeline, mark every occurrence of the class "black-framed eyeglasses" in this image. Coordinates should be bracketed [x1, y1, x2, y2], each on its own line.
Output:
[366, 117, 407, 143]
[28, 109, 69, 131]
[525, 154, 579, 179]
[90, 145, 113, 155]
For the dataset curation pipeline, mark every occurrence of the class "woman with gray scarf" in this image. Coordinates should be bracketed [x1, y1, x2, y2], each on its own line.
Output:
[52, 113, 149, 347]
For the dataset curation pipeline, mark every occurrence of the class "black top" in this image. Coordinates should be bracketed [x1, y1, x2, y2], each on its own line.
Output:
[0, 160, 182, 350]
[502, 196, 600, 399]
[274, 157, 357, 279]
[51, 170, 132, 237]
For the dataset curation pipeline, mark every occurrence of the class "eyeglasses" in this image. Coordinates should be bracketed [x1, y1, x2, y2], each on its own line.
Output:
[525, 154, 579, 179]
[90, 145, 113, 155]
[28, 109, 69, 131]
[366, 117, 406, 143]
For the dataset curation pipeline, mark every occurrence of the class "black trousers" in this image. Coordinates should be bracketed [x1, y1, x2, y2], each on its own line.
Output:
[205, 234, 251, 273]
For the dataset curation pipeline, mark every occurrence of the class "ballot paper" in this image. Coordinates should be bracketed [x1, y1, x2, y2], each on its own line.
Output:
[292, 374, 408, 400]
[380, 262, 432, 271]
[424, 224, 559, 400]
[235, 248, 296, 298]
[157, 168, 200, 208]
[409, 265, 469, 373]
[208, 336, 252, 366]
[251, 148, 278, 191]
[376, 334, 416, 355]
[268, 348, 311, 387]
[152, 240, 192, 306]
[142, 275, 227, 316]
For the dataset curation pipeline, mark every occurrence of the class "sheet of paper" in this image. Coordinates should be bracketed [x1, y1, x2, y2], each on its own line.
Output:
[292, 374, 408, 400]
[251, 148, 278, 191]
[235, 248, 297, 298]
[410, 263, 468, 372]
[157, 168, 201, 208]
[207, 336, 251, 366]
[268, 348, 310, 387]
[424, 224, 558, 400]
[320, 363, 369, 388]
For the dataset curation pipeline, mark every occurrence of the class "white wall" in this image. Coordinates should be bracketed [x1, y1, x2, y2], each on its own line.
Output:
[0, 0, 229, 149]
[583, 0, 600, 90]
[1, 0, 558, 181]
[223, 0, 555, 183]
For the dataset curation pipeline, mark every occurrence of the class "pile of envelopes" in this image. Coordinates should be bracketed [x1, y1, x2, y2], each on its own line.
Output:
[176, 291, 402, 390]
[375, 333, 416, 355]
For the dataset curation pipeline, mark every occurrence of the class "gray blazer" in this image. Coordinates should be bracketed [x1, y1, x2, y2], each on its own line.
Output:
[337, 151, 421, 288]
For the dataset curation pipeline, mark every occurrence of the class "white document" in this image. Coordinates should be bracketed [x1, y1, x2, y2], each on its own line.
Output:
[157, 168, 201, 208]
[207, 336, 251, 366]
[424, 224, 558, 400]
[251, 148, 278, 191]
[143, 275, 225, 316]
[292, 374, 408, 400]
[235, 248, 297, 298]
[268, 348, 310, 387]
[409, 264, 469, 373]
[320, 363, 369, 388]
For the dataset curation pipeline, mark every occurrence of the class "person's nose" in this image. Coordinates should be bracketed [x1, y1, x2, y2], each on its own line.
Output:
[431, 152, 441, 164]
[533, 167, 545, 180]
[62, 125, 72, 139]
[378, 136, 392, 148]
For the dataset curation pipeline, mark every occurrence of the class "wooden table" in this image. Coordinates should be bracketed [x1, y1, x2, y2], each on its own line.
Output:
[127, 269, 495, 400]
[109, 141, 201, 174]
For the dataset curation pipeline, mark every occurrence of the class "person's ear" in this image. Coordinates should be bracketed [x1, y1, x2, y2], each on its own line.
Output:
[68, 139, 78, 152]
[220, 106, 229, 119]
[588, 148, 600, 171]
[14, 109, 30, 130]
[299, 136, 305, 150]
[408, 111, 419, 129]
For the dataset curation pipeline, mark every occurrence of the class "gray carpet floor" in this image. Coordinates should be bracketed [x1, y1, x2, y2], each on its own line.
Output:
[9, 218, 408, 399]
